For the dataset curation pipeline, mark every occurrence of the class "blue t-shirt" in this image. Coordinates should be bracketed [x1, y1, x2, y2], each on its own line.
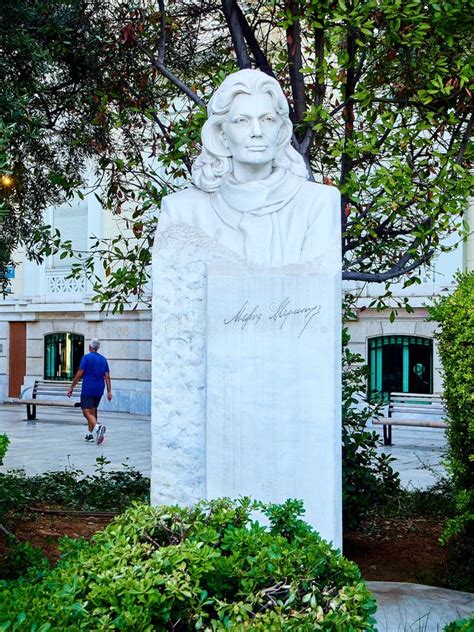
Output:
[79, 352, 110, 397]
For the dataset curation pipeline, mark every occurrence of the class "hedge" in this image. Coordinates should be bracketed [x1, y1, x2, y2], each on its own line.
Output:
[430, 271, 474, 542]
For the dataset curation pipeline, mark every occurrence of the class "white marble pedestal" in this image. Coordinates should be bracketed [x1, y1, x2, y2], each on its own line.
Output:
[206, 263, 341, 547]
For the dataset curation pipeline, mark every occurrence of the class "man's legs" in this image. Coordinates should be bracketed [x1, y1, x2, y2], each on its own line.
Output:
[81, 396, 106, 444]
[82, 407, 98, 433]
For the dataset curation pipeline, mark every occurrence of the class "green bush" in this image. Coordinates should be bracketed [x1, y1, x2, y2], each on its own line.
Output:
[0, 457, 150, 516]
[342, 328, 400, 530]
[444, 616, 474, 631]
[1, 539, 50, 581]
[380, 476, 457, 519]
[430, 271, 474, 542]
[0, 498, 377, 631]
[0, 434, 8, 466]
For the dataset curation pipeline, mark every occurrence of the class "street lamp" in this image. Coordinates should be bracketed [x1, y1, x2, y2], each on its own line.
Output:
[0, 175, 14, 187]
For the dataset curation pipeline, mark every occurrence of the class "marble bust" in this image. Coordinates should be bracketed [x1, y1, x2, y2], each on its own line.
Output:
[159, 68, 340, 267]
[151, 69, 342, 512]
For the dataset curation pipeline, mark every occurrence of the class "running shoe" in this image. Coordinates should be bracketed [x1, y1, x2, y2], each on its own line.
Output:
[84, 433, 94, 442]
[96, 425, 106, 445]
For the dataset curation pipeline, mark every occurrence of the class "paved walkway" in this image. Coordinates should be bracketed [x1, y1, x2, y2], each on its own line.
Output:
[374, 425, 447, 489]
[369, 582, 473, 632]
[0, 403, 150, 476]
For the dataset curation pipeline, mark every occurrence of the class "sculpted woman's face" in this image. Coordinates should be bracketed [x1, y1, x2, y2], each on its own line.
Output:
[221, 92, 282, 168]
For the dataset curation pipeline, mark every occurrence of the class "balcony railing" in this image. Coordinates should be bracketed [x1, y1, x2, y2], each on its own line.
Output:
[45, 269, 86, 294]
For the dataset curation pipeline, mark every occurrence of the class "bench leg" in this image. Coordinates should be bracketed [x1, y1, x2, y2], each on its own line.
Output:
[26, 404, 37, 421]
[383, 424, 392, 446]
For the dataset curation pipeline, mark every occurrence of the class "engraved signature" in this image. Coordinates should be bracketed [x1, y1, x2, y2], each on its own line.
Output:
[268, 297, 321, 338]
[223, 297, 321, 338]
[223, 301, 262, 330]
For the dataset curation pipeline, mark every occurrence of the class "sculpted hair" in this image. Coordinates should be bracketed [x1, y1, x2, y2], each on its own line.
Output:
[192, 69, 308, 192]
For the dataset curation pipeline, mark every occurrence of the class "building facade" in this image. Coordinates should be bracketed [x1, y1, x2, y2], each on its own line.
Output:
[0, 193, 151, 414]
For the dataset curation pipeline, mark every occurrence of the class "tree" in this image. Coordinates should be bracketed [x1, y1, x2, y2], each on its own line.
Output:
[0, 0, 472, 309]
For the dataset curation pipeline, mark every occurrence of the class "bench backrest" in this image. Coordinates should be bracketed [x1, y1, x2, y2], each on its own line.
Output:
[32, 380, 82, 400]
[388, 392, 445, 417]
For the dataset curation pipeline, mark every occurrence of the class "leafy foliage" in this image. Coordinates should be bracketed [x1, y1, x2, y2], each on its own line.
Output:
[430, 272, 474, 543]
[0, 499, 377, 630]
[444, 616, 474, 632]
[0, 435, 8, 467]
[0, 458, 149, 517]
[1, 540, 50, 582]
[381, 477, 456, 520]
[0, 0, 472, 306]
[342, 327, 400, 530]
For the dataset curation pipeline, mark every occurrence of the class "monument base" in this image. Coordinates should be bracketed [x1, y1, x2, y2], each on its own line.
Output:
[206, 263, 342, 547]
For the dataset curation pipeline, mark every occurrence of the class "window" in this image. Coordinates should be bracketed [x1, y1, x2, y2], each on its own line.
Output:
[368, 336, 433, 401]
[44, 333, 84, 380]
[48, 200, 88, 270]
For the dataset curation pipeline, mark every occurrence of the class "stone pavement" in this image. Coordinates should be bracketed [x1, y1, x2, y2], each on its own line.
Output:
[374, 425, 447, 489]
[1, 403, 471, 632]
[0, 403, 150, 476]
[368, 582, 473, 632]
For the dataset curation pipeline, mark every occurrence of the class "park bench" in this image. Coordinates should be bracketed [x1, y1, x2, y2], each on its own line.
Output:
[11, 380, 82, 420]
[373, 391, 447, 446]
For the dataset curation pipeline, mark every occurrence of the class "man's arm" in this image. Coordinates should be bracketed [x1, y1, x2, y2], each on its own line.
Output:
[105, 372, 112, 401]
[67, 369, 84, 397]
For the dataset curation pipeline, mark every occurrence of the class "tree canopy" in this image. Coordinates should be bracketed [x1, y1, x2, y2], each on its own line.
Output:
[0, 0, 472, 307]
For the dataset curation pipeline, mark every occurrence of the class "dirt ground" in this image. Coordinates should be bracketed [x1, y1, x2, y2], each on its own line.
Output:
[345, 516, 450, 586]
[1, 509, 472, 591]
[0, 509, 114, 564]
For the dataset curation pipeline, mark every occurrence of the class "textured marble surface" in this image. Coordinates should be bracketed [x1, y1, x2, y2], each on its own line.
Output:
[206, 263, 341, 546]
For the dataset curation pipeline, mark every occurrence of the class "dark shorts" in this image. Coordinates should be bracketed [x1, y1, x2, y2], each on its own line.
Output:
[80, 395, 102, 409]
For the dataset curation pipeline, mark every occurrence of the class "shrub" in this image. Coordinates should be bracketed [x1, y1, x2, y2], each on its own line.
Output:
[1, 539, 50, 581]
[376, 476, 456, 520]
[0, 434, 8, 466]
[444, 616, 474, 631]
[0, 457, 150, 516]
[0, 434, 9, 524]
[0, 498, 377, 630]
[342, 328, 400, 530]
[430, 271, 474, 542]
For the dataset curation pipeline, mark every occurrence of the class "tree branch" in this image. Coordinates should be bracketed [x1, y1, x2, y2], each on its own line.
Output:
[137, 43, 206, 109]
[314, 26, 325, 108]
[157, 0, 166, 63]
[343, 249, 435, 282]
[222, 0, 251, 68]
[285, 0, 306, 125]
[456, 111, 474, 165]
[152, 115, 193, 174]
[340, 26, 357, 252]
[234, 3, 274, 76]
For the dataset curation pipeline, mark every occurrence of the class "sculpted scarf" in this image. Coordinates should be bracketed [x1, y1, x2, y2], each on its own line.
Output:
[210, 168, 306, 266]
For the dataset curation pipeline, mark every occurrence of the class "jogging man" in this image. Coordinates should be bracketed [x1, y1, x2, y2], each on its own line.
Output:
[68, 338, 112, 444]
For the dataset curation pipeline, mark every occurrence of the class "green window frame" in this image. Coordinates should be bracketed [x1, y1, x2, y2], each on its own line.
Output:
[44, 333, 84, 381]
[368, 335, 433, 401]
